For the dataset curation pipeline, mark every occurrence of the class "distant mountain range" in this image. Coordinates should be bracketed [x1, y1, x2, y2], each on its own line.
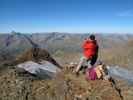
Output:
[0, 32, 133, 58]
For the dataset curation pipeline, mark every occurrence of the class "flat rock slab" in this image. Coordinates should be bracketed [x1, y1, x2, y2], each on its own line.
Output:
[16, 61, 60, 79]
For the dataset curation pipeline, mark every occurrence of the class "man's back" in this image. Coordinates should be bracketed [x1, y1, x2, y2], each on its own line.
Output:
[83, 39, 98, 59]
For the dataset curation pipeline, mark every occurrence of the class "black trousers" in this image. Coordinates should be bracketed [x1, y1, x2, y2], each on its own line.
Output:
[88, 54, 98, 66]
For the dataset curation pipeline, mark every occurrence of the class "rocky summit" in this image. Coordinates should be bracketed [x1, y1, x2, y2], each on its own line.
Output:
[0, 65, 133, 100]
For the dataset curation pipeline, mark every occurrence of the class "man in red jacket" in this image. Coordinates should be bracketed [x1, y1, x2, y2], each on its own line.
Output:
[75, 34, 99, 73]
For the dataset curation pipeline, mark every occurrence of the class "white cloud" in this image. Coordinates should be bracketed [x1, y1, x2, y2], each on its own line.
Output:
[117, 10, 133, 17]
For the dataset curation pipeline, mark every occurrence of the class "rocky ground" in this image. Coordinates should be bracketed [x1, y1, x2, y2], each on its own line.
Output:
[0, 65, 133, 100]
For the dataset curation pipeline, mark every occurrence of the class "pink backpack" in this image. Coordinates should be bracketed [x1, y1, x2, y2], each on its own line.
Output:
[85, 68, 97, 80]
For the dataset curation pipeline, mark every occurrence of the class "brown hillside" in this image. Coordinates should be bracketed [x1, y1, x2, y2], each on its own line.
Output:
[15, 48, 62, 69]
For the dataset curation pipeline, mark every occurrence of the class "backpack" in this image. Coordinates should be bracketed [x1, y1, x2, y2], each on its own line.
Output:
[85, 67, 97, 80]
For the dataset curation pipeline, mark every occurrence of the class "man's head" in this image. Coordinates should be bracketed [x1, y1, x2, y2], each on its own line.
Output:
[89, 34, 95, 40]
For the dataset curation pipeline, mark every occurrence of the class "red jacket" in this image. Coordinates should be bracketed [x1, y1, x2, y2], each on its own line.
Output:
[83, 39, 98, 59]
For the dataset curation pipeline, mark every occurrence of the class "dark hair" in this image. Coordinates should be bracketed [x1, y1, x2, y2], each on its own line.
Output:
[89, 34, 95, 40]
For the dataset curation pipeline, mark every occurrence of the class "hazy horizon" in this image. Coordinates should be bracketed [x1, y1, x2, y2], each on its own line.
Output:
[1, 31, 133, 35]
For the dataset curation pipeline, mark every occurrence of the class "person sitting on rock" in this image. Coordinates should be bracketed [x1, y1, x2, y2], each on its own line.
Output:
[75, 34, 99, 74]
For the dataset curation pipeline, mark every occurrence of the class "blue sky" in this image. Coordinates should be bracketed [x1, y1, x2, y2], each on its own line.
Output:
[0, 0, 133, 33]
